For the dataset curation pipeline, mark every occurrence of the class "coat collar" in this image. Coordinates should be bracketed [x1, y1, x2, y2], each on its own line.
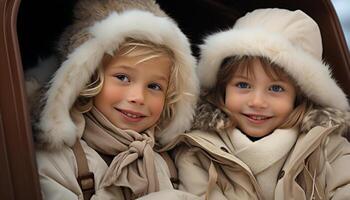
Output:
[281, 125, 339, 176]
[231, 128, 298, 174]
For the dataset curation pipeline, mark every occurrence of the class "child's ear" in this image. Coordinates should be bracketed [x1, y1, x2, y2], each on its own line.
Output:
[101, 53, 113, 67]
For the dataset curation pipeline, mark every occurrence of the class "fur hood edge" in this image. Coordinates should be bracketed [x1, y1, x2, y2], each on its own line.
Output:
[34, 0, 199, 150]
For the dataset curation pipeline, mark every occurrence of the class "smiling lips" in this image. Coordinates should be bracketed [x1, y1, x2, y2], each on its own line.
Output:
[116, 108, 146, 122]
[243, 113, 272, 124]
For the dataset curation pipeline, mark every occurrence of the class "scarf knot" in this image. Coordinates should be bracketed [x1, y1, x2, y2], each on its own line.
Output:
[129, 134, 154, 157]
[81, 107, 160, 197]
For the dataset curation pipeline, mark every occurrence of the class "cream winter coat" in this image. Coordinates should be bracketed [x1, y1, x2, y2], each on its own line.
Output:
[171, 102, 350, 200]
[37, 140, 175, 199]
[171, 8, 350, 199]
[32, 0, 198, 199]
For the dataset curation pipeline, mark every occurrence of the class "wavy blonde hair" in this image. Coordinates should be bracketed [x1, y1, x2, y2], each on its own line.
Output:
[75, 38, 180, 130]
[203, 55, 314, 130]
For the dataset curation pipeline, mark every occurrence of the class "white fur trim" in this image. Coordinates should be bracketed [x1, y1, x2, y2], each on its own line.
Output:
[39, 10, 198, 149]
[198, 28, 349, 111]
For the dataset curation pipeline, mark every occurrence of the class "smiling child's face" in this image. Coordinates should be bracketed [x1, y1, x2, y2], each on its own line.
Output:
[225, 59, 296, 138]
[93, 48, 171, 132]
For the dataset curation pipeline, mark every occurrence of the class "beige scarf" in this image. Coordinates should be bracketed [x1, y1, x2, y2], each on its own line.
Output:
[82, 107, 159, 198]
[230, 128, 298, 200]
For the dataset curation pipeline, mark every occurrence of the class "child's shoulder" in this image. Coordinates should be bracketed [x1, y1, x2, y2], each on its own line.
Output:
[191, 99, 230, 133]
[300, 107, 350, 135]
[36, 144, 77, 175]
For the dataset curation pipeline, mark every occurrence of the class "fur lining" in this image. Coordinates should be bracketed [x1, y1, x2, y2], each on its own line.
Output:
[24, 56, 59, 112]
[191, 98, 230, 133]
[36, 3, 198, 149]
[197, 9, 349, 111]
[300, 107, 350, 135]
[193, 99, 350, 137]
[198, 29, 349, 111]
[57, 0, 167, 61]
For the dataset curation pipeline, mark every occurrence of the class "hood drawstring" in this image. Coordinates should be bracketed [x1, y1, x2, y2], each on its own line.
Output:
[304, 165, 322, 200]
[206, 161, 218, 200]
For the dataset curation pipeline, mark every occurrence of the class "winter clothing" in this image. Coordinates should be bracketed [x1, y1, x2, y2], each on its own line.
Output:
[37, 138, 172, 200]
[34, 0, 198, 199]
[170, 102, 350, 200]
[36, 0, 198, 150]
[82, 107, 160, 195]
[197, 8, 349, 111]
[228, 128, 298, 200]
[168, 8, 350, 200]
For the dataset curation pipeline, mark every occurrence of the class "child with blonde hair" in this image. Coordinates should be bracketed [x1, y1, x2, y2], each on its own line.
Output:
[33, 0, 199, 199]
[171, 8, 350, 199]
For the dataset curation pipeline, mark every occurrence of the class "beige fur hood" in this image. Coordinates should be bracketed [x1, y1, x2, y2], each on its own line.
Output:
[197, 8, 349, 111]
[34, 0, 199, 150]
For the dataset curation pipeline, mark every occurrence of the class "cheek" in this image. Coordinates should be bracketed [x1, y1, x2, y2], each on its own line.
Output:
[93, 89, 107, 107]
[94, 83, 123, 106]
[225, 86, 232, 105]
[277, 98, 295, 117]
[225, 87, 240, 112]
[149, 96, 166, 117]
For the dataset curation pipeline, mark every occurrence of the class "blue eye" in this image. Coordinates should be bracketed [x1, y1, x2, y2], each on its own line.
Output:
[236, 82, 250, 89]
[270, 85, 284, 92]
[115, 74, 129, 82]
[148, 83, 162, 91]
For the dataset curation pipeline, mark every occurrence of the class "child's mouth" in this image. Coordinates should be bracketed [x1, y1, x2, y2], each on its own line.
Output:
[116, 108, 146, 122]
[243, 114, 272, 124]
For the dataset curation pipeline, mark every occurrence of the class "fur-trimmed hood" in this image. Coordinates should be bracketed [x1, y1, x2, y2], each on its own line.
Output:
[34, 0, 199, 150]
[192, 98, 350, 137]
[197, 8, 349, 111]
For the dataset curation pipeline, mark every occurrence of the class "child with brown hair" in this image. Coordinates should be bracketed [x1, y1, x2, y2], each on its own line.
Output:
[33, 0, 199, 199]
[171, 8, 350, 199]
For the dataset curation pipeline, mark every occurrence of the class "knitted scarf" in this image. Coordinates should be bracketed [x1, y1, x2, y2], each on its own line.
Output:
[82, 106, 159, 198]
[230, 128, 298, 200]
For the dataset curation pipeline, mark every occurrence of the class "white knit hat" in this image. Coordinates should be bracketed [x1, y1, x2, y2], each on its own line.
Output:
[37, 0, 198, 149]
[198, 8, 349, 111]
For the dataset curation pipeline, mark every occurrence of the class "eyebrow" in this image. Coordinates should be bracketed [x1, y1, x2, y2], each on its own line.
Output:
[151, 73, 169, 83]
[109, 65, 134, 71]
[233, 74, 289, 82]
[232, 75, 250, 79]
[110, 65, 169, 83]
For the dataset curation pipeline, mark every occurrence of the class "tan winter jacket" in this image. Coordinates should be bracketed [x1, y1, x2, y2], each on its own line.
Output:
[36, 140, 178, 200]
[171, 105, 350, 200]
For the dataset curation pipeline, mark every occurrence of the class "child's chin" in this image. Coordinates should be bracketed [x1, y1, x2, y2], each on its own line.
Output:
[241, 128, 271, 139]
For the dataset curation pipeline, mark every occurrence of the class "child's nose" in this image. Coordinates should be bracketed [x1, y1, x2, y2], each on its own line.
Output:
[248, 91, 268, 109]
[127, 85, 145, 105]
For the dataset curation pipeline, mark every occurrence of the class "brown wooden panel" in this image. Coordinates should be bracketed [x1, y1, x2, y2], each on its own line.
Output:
[0, 114, 15, 200]
[0, 0, 42, 199]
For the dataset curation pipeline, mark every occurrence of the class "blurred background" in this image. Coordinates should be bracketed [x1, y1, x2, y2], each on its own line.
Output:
[333, 0, 350, 47]
[17, 0, 350, 70]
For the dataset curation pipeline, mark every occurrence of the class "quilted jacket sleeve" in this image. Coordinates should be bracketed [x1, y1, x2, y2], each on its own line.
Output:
[136, 189, 202, 200]
[174, 145, 228, 200]
[36, 144, 125, 200]
[324, 131, 350, 199]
